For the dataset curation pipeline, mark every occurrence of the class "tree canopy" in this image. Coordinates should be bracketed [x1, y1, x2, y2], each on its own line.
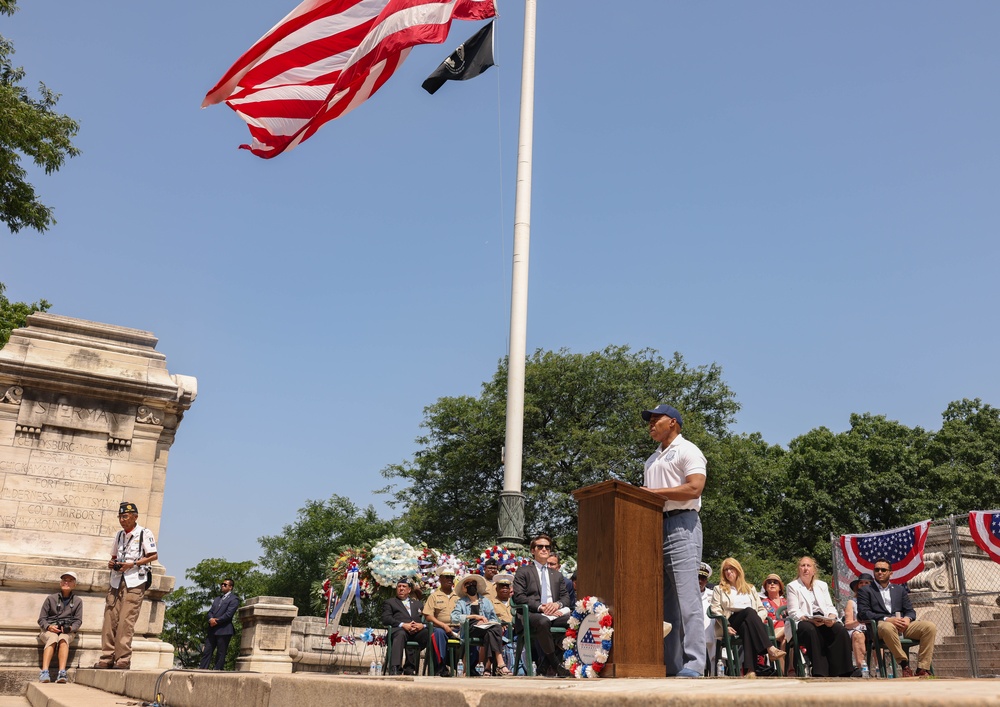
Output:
[0, 281, 50, 347]
[1, 0, 80, 233]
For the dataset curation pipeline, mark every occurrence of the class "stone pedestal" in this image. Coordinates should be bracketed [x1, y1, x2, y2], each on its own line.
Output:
[236, 597, 299, 673]
[0, 314, 197, 669]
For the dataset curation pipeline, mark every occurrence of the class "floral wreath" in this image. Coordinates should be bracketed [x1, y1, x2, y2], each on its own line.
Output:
[369, 537, 420, 588]
[477, 545, 531, 574]
[562, 596, 613, 678]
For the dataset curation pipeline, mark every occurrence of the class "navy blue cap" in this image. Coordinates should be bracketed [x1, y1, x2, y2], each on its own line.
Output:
[641, 404, 683, 426]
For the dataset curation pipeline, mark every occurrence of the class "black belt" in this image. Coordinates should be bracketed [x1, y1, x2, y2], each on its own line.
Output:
[664, 509, 697, 517]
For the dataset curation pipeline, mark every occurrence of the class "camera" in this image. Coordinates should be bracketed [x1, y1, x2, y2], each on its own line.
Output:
[112, 562, 123, 572]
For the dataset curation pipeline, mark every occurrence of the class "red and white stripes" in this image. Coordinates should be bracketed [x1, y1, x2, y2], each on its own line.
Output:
[203, 0, 496, 158]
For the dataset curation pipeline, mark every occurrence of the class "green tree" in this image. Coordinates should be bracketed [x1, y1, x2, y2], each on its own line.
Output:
[0, 281, 50, 347]
[380, 346, 740, 556]
[162, 558, 262, 669]
[777, 413, 932, 568]
[1, 0, 80, 233]
[700, 431, 787, 565]
[923, 399, 1000, 516]
[257, 494, 395, 612]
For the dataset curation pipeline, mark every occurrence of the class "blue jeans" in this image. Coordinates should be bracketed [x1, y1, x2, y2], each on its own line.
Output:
[662, 511, 704, 676]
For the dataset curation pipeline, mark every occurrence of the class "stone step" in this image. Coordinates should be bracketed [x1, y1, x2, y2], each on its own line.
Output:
[946, 627, 996, 641]
[933, 647, 1000, 660]
[26, 683, 123, 707]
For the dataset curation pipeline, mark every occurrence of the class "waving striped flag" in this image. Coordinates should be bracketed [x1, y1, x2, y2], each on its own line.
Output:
[839, 519, 931, 583]
[969, 511, 1000, 564]
[203, 0, 496, 158]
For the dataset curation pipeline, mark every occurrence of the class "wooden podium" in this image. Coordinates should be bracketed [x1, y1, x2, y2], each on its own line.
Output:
[573, 480, 664, 677]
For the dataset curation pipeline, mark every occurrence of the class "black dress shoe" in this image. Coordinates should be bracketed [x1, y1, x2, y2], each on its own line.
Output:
[388, 667, 402, 676]
[553, 664, 571, 678]
[437, 665, 452, 678]
[402, 666, 415, 676]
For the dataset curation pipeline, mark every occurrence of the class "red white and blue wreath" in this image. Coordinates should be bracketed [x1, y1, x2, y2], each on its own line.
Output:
[563, 596, 613, 678]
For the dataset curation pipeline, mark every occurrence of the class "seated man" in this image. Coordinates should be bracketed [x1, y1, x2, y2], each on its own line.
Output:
[482, 559, 499, 600]
[513, 533, 571, 677]
[37, 571, 83, 684]
[381, 577, 429, 675]
[546, 552, 576, 608]
[422, 566, 459, 676]
[492, 572, 516, 670]
[857, 557, 937, 677]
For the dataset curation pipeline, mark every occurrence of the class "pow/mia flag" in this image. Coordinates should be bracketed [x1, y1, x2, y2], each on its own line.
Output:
[422, 21, 495, 95]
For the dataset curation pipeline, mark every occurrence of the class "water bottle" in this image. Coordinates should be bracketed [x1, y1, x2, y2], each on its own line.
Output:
[457, 659, 464, 677]
[475, 663, 484, 676]
[861, 662, 870, 679]
[375, 662, 382, 676]
[716, 658, 725, 676]
[369, 660, 376, 676]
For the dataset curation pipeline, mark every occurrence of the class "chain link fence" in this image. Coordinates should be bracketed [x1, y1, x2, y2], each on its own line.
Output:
[832, 515, 1000, 678]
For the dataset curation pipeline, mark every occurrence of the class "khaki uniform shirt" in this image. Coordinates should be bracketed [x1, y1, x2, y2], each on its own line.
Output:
[422, 588, 458, 627]
[493, 598, 513, 624]
[484, 581, 497, 600]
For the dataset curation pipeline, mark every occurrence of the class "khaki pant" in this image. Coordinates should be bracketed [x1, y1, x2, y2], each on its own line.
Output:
[99, 582, 146, 667]
[877, 619, 937, 670]
[38, 629, 73, 649]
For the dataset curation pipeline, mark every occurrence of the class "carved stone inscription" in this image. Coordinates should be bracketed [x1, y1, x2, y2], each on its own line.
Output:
[17, 392, 136, 439]
[0, 426, 136, 549]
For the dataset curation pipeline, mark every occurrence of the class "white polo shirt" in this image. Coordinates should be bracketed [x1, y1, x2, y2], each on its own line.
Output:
[644, 433, 707, 512]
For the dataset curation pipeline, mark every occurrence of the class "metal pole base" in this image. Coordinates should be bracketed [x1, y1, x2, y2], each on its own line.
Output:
[497, 491, 525, 544]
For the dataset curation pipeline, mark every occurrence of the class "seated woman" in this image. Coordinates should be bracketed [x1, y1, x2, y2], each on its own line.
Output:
[844, 573, 876, 673]
[785, 556, 855, 677]
[451, 574, 511, 676]
[710, 558, 786, 677]
[759, 573, 788, 674]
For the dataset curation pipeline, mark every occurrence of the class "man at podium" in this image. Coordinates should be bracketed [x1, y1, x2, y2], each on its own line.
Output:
[641, 403, 707, 678]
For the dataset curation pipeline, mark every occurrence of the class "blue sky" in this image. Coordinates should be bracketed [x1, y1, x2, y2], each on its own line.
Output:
[4, 1, 999, 585]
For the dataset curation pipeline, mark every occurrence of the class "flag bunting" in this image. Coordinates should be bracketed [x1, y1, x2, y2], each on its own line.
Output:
[839, 519, 932, 583]
[969, 511, 1000, 565]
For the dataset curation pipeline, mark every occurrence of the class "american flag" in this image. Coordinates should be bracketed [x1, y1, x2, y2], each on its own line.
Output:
[969, 511, 1000, 565]
[839, 520, 931, 583]
[203, 0, 496, 158]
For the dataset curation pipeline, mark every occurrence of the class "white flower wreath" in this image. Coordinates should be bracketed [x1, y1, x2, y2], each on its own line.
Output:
[369, 537, 420, 588]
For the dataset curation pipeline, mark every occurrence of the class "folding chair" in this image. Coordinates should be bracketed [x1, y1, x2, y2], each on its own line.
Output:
[866, 619, 934, 678]
[510, 601, 567, 677]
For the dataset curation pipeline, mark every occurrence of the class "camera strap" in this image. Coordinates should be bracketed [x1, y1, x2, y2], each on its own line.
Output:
[115, 529, 150, 584]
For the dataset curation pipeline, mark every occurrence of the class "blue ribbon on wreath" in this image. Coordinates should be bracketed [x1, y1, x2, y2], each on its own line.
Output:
[330, 566, 364, 618]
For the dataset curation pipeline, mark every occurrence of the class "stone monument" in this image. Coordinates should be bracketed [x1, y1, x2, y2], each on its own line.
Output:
[0, 313, 197, 669]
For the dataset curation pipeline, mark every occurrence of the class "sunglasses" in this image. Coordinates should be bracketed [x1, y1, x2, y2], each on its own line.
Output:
[874, 568, 891, 573]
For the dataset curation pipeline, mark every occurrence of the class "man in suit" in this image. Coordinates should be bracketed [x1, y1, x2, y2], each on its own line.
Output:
[857, 557, 937, 677]
[199, 578, 240, 670]
[381, 578, 428, 675]
[546, 552, 576, 608]
[513, 533, 571, 677]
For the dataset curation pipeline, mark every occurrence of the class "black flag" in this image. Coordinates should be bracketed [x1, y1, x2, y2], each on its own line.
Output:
[422, 21, 495, 95]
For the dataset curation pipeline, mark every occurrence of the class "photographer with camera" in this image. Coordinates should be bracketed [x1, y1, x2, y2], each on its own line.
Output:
[37, 571, 83, 684]
[94, 501, 158, 670]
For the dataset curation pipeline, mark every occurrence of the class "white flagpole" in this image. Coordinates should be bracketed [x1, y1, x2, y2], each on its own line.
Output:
[498, 0, 536, 544]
